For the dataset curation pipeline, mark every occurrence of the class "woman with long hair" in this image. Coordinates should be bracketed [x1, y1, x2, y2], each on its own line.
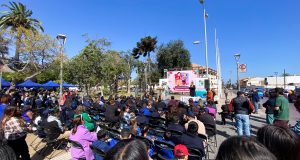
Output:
[69, 115, 97, 160]
[2, 106, 31, 160]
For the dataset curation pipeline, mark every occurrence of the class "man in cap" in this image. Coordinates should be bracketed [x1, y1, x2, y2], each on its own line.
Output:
[184, 111, 206, 136]
[174, 144, 189, 160]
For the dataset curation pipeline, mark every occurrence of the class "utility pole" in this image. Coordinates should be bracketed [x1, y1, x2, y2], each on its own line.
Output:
[284, 69, 286, 89]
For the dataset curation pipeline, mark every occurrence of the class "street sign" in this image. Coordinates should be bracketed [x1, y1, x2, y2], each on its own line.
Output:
[239, 64, 247, 73]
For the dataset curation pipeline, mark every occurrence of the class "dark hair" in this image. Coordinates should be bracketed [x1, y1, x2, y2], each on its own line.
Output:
[216, 136, 276, 160]
[71, 115, 83, 135]
[141, 124, 150, 136]
[104, 139, 149, 160]
[97, 129, 108, 140]
[171, 96, 175, 100]
[2, 106, 23, 128]
[0, 95, 10, 104]
[172, 115, 180, 124]
[275, 88, 284, 95]
[257, 125, 300, 160]
[187, 121, 198, 135]
[120, 128, 131, 139]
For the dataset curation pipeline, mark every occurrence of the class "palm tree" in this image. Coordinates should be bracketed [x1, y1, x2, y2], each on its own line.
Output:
[0, 2, 44, 61]
[132, 36, 157, 91]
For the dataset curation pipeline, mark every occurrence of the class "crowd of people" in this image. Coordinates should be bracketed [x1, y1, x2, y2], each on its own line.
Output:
[0, 87, 299, 160]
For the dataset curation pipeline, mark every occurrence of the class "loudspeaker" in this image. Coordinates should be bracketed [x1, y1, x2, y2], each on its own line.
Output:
[204, 79, 210, 89]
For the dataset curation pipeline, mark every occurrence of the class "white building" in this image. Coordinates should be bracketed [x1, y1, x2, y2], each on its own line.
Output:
[240, 75, 300, 90]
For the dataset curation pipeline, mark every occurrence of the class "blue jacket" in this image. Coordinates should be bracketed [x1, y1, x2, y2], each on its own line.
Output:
[0, 103, 7, 120]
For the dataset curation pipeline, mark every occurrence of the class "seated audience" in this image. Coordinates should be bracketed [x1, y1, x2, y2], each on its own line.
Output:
[129, 117, 141, 136]
[167, 115, 185, 133]
[2, 106, 31, 160]
[104, 139, 149, 160]
[0, 95, 10, 120]
[34, 108, 64, 132]
[69, 115, 97, 160]
[173, 122, 205, 157]
[197, 108, 215, 126]
[91, 129, 113, 160]
[184, 111, 206, 135]
[174, 144, 189, 160]
[75, 105, 95, 131]
[120, 128, 132, 140]
[216, 136, 276, 160]
[21, 105, 33, 124]
[257, 125, 300, 160]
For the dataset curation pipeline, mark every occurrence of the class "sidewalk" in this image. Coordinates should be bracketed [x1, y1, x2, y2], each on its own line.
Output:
[209, 91, 267, 158]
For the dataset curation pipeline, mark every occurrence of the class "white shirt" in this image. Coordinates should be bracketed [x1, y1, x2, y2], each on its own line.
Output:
[34, 115, 64, 132]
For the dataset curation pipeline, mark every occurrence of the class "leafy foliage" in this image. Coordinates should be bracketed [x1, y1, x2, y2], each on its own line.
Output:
[132, 36, 157, 59]
[157, 40, 191, 76]
[0, 1, 44, 60]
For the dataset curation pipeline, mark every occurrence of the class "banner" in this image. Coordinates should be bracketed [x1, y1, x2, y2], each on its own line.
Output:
[167, 70, 198, 93]
[194, 78, 208, 98]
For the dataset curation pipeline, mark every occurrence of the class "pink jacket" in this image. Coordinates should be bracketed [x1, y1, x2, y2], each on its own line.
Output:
[69, 125, 97, 160]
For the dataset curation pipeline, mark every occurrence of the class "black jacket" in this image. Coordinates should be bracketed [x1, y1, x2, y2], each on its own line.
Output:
[167, 123, 185, 133]
[172, 133, 205, 157]
[231, 96, 250, 115]
[263, 98, 275, 114]
[104, 104, 120, 122]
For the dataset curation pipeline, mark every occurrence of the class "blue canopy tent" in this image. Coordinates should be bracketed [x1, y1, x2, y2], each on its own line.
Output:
[1, 78, 11, 87]
[41, 81, 60, 88]
[62, 82, 76, 88]
[17, 80, 41, 88]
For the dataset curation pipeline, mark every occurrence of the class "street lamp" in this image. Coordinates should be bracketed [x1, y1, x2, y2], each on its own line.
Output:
[274, 72, 278, 88]
[195, 0, 209, 86]
[56, 34, 66, 99]
[234, 53, 241, 91]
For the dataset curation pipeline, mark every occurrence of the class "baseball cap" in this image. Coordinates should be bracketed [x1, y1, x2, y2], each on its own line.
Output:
[174, 144, 189, 157]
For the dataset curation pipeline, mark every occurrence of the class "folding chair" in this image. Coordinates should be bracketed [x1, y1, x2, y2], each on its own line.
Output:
[204, 123, 217, 147]
[38, 121, 66, 159]
[198, 133, 209, 159]
[168, 129, 183, 137]
[69, 139, 86, 160]
[154, 140, 175, 160]
[90, 145, 106, 159]
[188, 147, 205, 160]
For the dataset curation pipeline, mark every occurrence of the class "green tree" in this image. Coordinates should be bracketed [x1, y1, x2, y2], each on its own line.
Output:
[0, 30, 9, 58]
[121, 50, 137, 93]
[132, 36, 157, 90]
[157, 40, 191, 76]
[0, 2, 44, 61]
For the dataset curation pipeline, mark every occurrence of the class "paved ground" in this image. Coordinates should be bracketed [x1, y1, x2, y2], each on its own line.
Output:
[26, 92, 299, 160]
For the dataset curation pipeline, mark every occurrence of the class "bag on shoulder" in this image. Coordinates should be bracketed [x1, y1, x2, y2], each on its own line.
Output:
[247, 99, 255, 114]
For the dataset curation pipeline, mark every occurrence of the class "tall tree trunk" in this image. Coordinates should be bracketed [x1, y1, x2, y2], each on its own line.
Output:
[127, 78, 131, 94]
[15, 32, 21, 61]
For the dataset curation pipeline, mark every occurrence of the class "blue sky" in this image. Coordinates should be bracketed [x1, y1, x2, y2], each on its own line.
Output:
[2, 0, 300, 82]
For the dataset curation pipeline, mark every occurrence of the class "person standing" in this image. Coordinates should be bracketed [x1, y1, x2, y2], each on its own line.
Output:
[189, 82, 196, 97]
[273, 88, 289, 128]
[224, 87, 229, 100]
[262, 89, 276, 124]
[229, 91, 254, 136]
[206, 88, 213, 101]
[251, 89, 260, 114]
